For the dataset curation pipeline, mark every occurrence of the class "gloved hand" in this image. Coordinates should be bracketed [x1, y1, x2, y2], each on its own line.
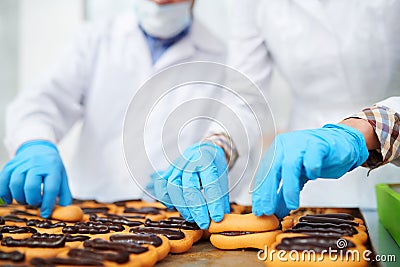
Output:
[252, 124, 369, 218]
[153, 142, 230, 229]
[0, 140, 72, 218]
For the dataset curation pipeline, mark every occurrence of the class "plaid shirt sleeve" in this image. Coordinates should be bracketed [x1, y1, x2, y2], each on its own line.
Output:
[203, 132, 239, 169]
[348, 105, 400, 169]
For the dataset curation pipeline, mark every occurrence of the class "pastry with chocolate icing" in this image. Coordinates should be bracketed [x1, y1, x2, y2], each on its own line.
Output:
[51, 205, 84, 222]
[73, 200, 118, 216]
[209, 213, 281, 250]
[0, 225, 37, 240]
[130, 226, 193, 254]
[110, 233, 171, 261]
[144, 217, 203, 243]
[266, 235, 368, 267]
[118, 207, 166, 222]
[280, 213, 368, 245]
[265, 213, 368, 267]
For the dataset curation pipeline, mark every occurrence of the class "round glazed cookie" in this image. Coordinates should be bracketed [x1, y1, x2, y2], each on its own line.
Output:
[210, 229, 281, 250]
[50, 206, 84, 222]
[209, 213, 279, 233]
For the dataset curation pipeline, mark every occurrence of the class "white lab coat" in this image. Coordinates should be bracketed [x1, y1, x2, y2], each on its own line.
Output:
[229, 0, 400, 207]
[5, 13, 226, 202]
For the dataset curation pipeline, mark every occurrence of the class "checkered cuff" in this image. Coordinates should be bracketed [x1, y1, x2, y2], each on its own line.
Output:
[349, 105, 400, 169]
[203, 132, 239, 169]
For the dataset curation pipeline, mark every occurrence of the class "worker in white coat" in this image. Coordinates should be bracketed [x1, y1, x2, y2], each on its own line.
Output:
[227, 0, 400, 212]
[0, 0, 230, 222]
[253, 96, 400, 217]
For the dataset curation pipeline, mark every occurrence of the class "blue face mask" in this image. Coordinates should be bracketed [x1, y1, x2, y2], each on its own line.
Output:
[135, 0, 192, 39]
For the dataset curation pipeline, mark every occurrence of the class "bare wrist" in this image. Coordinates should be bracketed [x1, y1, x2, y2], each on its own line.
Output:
[339, 118, 379, 150]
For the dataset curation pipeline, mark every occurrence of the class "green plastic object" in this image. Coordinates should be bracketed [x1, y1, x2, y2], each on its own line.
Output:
[376, 183, 400, 247]
[0, 198, 3, 204]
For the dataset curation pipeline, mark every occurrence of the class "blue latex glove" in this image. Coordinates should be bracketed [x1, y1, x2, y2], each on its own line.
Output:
[0, 140, 72, 218]
[153, 142, 230, 229]
[252, 124, 369, 218]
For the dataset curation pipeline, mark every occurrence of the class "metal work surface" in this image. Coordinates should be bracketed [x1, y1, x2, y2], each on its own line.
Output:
[157, 241, 264, 267]
[362, 209, 400, 267]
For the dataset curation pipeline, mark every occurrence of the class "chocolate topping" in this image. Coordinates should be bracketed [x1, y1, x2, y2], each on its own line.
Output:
[168, 217, 186, 221]
[291, 222, 358, 236]
[68, 248, 130, 264]
[31, 257, 103, 266]
[63, 225, 108, 235]
[285, 229, 345, 238]
[0, 251, 25, 262]
[27, 219, 66, 229]
[89, 214, 142, 227]
[84, 238, 148, 254]
[113, 199, 142, 206]
[110, 233, 163, 247]
[63, 221, 124, 234]
[0, 226, 37, 234]
[276, 236, 356, 252]
[123, 207, 162, 215]
[309, 213, 355, 220]
[144, 218, 200, 230]
[1, 233, 66, 248]
[25, 205, 39, 210]
[104, 213, 145, 219]
[11, 209, 37, 217]
[2, 215, 27, 222]
[65, 235, 91, 242]
[130, 227, 185, 240]
[72, 199, 100, 204]
[81, 207, 110, 214]
[219, 231, 255, 236]
[0, 217, 5, 225]
[299, 215, 359, 226]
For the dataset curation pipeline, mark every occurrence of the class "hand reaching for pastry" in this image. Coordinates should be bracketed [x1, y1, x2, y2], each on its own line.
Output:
[153, 142, 230, 229]
[0, 140, 72, 218]
[252, 124, 369, 218]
